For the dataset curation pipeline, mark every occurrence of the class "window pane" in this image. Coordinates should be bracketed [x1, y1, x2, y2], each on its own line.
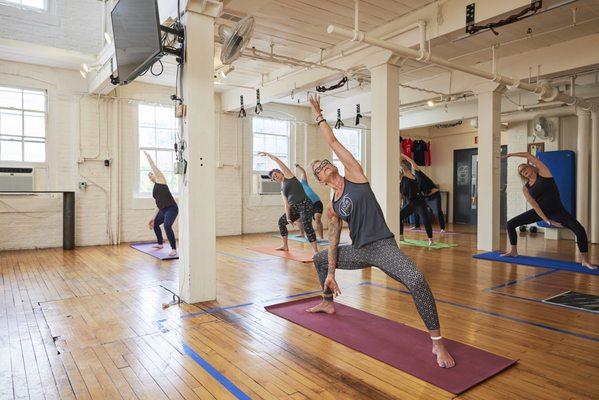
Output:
[263, 119, 275, 134]
[1, 110, 23, 136]
[253, 117, 263, 133]
[167, 173, 178, 192]
[139, 105, 155, 125]
[24, 112, 45, 137]
[20, 0, 46, 9]
[264, 136, 277, 153]
[139, 127, 155, 147]
[0, 87, 22, 109]
[23, 91, 45, 111]
[1, 139, 22, 161]
[276, 136, 287, 153]
[155, 107, 173, 128]
[156, 129, 174, 148]
[139, 172, 154, 193]
[156, 150, 173, 171]
[139, 150, 152, 170]
[253, 134, 264, 153]
[24, 141, 45, 162]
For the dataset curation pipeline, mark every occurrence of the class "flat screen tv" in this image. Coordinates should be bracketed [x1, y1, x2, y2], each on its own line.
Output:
[111, 0, 162, 85]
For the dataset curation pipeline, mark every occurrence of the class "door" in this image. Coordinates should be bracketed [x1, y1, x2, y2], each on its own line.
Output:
[453, 148, 478, 224]
[453, 146, 508, 225]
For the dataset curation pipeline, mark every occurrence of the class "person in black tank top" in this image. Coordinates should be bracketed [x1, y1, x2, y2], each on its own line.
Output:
[144, 151, 179, 257]
[399, 158, 434, 244]
[258, 152, 319, 254]
[502, 152, 595, 269]
[304, 95, 456, 368]
[402, 155, 447, 232]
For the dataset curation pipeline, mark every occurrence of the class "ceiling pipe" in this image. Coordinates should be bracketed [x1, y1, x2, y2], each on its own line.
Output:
[326, 24, 599, 111]
[501, 105, 575, 123]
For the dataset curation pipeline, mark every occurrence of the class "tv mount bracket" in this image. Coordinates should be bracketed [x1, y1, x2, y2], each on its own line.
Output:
[160, 25, 185, 60]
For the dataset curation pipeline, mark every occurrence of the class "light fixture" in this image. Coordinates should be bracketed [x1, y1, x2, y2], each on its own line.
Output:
[79, 70, 87, 79]
[80, 63, 102, 79]
[427, 100, 435, 107]
[82, 63, 90, 73]
[104, 32, 112, 45]
[218, 65, 235, 78]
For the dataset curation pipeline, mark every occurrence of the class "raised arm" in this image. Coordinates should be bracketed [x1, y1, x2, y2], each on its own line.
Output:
[144, 151, 167, 184]
[401, 154, 420, 171]
[259, 152, 294, 178]
[295, 164, 308, 181]
[308, 95, 367, 183]
[504, 152, 552, 177]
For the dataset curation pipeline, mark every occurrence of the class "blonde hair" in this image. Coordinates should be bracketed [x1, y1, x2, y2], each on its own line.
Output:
[518, 163, 538, 184]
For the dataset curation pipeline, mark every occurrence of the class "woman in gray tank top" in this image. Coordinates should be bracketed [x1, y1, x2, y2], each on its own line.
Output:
[258, 151, 319, 254]
[305, 95, 455, 369]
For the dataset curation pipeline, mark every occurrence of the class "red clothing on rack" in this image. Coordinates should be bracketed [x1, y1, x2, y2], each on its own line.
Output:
[425, 141, 431, 166]
[401, 138, 413, 158]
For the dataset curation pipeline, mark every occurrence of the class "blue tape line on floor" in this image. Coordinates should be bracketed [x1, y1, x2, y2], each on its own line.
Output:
[361, 281, 599, 343]
[181, 342, 252, 400]
[485, 269, 558, 291]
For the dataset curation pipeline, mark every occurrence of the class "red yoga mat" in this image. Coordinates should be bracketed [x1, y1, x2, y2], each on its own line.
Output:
[265, 296, 516, 394]
[247, 246, 315, 263]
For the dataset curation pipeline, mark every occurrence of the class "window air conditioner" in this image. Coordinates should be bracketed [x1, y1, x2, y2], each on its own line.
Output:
[0, 167, 34, 191]
[258, 174, 281, 195]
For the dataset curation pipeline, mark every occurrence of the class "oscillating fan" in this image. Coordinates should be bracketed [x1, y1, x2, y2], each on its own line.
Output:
[532, 116, 555, 142]
[218, 16, 255, 65]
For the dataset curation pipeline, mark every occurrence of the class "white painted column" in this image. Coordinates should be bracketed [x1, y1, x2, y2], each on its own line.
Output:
[576, 109, 590, 232]
[476, 87, 503, 251]
[590, 111, 599, 243]
[369, 63, 401, 238]
[178, 8, 217, 303]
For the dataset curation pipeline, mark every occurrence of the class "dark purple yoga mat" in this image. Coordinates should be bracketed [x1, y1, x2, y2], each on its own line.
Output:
[265, 296, 516, 394]
[130, 242, 178, 260]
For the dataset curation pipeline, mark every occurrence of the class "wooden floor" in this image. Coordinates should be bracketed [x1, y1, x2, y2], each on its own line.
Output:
[1, 226, 598, 400]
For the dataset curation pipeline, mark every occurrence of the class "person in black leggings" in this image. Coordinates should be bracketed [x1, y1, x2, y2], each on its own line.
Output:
[502, 152, 596, 269]
[400, 156, 434, 245]
[305, 94, 454, 368]
[402, 155, 446, 233]
[145, 151, 178, 257]
[258, 151, 319, 254]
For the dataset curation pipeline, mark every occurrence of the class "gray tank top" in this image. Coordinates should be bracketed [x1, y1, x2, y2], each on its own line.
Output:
[282, 177, 309, 205]
[332, 179, 394, 248]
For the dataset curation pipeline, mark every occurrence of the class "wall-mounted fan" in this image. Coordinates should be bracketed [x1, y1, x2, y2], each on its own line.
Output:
[218, 16, 255, 65]
[532, 116, 556, 142]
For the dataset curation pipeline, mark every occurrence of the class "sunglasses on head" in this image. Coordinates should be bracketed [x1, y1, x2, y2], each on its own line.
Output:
[313, 159, 332, 178]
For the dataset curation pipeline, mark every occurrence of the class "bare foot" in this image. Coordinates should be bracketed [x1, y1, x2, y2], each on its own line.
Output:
[582, 261, 597, 270]
[168, 250, 177, 257]
[501, 250, 518, 257]
[428, 239, 433, 247]
[440, 229, 446, 233]
[306, 301, 335, 314]
[432, 341, 456, 368]
[152, 244, 164, 249]
[275, 245, 289, 251]
[409, 226, 418, 230]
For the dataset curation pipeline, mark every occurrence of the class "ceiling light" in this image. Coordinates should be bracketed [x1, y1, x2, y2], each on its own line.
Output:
[82, 63, 90, 73]
[80, 70, 87, 79]
[427, 100, 435, 107]
[104, 32, 112, 45]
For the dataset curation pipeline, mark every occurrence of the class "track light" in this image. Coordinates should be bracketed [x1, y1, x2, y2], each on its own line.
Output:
[80, 63, 101, 79]
[80, 70, 87, 79]
[82, 63, 90, 73]
[427, 100, 435, 107]
[104, 32, 112, 45]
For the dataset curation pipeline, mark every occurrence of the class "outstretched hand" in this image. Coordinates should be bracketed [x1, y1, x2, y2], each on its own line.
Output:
[258, 151, 271, 158]
[323, 274, 341, 298]
[308, 94, 322, 118]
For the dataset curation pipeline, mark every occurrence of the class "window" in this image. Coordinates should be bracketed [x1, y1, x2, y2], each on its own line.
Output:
[0, 86, 46, 162]
[252, 117, 290, 172]
[138, 104, 178, 194]
[332, 128, 361, 175]
[1, 0, 46, 10]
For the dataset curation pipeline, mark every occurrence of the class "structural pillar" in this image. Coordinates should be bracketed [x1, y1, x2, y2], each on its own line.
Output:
[370, 63, 401, 238]
[476, 85, 504, 251]
[576, 109, 590, 232]
[178, 4, 219, 303]
[590, 111, 599, 243]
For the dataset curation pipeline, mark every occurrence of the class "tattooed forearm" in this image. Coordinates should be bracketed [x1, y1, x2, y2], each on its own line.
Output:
[327, 213, 341, 275]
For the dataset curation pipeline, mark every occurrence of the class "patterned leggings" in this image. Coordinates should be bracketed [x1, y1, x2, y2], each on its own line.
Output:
[278, 199, 317, 242]
[312, 238, 440, 330]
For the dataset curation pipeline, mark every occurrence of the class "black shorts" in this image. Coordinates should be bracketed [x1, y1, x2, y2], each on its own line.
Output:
[312, 200, 323, 216]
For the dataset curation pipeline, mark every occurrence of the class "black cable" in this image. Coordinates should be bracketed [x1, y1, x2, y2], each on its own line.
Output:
[467, 1, 542, 35]
[150, 59, 164, 76]
[316, 76, 348, 93]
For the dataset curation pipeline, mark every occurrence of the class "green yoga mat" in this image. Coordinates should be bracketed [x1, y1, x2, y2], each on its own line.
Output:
[400, 239, 458, 249]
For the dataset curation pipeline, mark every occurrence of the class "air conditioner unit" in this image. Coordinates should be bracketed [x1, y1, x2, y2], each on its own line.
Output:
[258, 176, 281, 195]
[0, 167, 34, 191]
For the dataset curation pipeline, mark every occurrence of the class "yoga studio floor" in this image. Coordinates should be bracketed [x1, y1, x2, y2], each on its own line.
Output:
[1, 227, 597, 400]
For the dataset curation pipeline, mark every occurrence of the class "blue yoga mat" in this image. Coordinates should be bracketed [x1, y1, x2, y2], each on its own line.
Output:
[473, 251, 599, 275]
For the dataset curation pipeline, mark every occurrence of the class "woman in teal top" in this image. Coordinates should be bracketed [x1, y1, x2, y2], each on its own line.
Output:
[296, 164, 324, 239]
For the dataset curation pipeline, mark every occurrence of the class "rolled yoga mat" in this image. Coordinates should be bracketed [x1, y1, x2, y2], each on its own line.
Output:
[247, 246, 315, 263]
[473, 251, 599, 275]
[400, 239, 458, 249]
[130, 242, 178, 260]
[265, 296, 516, 394]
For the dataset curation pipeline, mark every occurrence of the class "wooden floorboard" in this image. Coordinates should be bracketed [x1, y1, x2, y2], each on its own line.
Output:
[0, 226, 598, 399]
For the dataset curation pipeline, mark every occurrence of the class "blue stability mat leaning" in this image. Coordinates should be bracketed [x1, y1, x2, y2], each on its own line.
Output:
[473, 251, 599, 276]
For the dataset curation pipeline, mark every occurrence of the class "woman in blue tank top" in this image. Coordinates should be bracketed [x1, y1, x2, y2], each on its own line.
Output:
[305, 95, 455, 369]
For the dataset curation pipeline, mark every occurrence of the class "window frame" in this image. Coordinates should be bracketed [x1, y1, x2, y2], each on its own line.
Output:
[0, 84, 48, 164]
[332, 127, 362, 174]
[136, 103, 179, 197]
[0, 0, 47, 12]
[251, 116, 292, 174]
